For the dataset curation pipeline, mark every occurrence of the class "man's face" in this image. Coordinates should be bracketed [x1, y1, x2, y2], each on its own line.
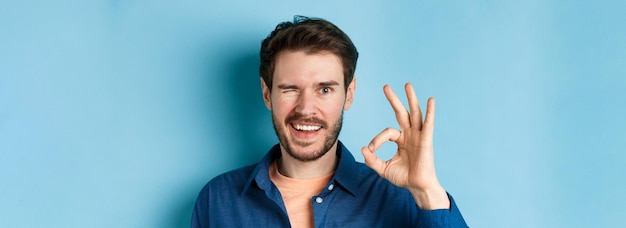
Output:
[262, 50, 355, 162]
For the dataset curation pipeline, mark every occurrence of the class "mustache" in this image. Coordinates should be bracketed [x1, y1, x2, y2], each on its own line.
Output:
[285, 113, 327, 128]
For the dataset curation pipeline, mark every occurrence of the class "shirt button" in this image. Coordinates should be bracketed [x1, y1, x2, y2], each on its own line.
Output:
[315, 197, 323, 204]
[328, 184, 334, 191]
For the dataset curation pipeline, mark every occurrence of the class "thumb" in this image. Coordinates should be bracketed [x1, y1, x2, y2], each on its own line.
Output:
[361, 146, 385, 176]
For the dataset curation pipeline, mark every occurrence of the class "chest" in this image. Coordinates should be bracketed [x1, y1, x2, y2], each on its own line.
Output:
[208, 185, 414, 227]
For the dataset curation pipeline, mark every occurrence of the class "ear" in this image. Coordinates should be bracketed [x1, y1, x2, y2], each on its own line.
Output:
[261, 77, 272, 110]
[343, 77, 356, 110]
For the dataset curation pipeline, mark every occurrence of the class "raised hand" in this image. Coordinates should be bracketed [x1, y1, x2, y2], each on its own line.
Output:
[361, 83, 449, 210]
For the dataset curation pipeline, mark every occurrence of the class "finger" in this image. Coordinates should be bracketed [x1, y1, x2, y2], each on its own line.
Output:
[383, 85, 410, 129]
[422, 97, 436, 143]
[367, 127, 401, 152]
[405, 83, 422, 130]
[361, 146, 386, 177]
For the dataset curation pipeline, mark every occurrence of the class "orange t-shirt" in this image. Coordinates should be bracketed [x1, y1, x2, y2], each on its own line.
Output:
[269, 161, 334, 228]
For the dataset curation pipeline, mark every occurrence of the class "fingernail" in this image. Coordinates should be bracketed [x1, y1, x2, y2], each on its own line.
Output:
[368, 144, 373, 151]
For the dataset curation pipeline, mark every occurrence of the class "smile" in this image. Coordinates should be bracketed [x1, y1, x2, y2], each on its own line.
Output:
[292, 124, 321, 131]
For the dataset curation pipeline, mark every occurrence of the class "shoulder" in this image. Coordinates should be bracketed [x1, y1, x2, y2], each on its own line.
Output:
[354, 161, 377, 175]
[196, 164, 257, 199]
[334, 160, 418, 224]
[354, 161, 385, 182]
[354, 161, 412, 195]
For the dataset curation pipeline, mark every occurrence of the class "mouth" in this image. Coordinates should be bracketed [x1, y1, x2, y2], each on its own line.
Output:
[288, 119, 324, 142]
[292, 123, 322, 131]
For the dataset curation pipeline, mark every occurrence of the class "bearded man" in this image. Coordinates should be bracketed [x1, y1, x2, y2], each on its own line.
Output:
[192, 16, 467, 227]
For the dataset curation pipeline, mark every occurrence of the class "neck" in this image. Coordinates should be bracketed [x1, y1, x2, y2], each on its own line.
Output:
[277, 142, 339, 179]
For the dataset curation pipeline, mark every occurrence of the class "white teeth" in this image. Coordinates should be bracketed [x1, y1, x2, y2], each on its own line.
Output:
[294, 124, 321, 131]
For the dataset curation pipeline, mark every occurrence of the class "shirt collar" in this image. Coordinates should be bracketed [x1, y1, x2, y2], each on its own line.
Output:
[241, 144, 280, 196]
[242, 141, 359, 197]
[333, 141, 358, 196]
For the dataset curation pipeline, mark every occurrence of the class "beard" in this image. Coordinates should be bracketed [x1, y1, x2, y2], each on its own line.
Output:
[272, 111, 343, 162]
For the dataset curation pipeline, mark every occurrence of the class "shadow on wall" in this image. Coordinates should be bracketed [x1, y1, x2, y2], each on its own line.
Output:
[168, 38, 274, 228]
[226, 49, 273, 167]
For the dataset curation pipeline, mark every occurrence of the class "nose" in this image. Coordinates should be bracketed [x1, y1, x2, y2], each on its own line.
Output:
[295, 90, 317, 115]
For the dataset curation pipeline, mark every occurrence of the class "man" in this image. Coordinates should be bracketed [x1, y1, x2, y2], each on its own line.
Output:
[192, 16, 467, 227]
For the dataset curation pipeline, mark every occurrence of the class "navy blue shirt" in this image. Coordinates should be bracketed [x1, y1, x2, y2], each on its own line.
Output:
[192, 141, 467, 227]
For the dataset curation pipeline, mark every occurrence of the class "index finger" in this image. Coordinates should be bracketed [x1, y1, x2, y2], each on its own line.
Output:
[366, 127, 402, 152]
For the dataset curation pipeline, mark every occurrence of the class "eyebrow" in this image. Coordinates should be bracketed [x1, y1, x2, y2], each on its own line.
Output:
[276, 80, 340, 90]
[317, 81, 340, 87]
[276, 84, 299, 90]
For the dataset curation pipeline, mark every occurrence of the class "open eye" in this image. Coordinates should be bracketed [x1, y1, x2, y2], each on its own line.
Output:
[319, 87, 333, 94]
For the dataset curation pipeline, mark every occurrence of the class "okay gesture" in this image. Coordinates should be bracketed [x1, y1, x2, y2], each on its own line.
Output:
[361, 83, 449, 210]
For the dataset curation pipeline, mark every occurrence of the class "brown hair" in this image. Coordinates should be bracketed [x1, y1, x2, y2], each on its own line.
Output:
[259, 16, 358, 90]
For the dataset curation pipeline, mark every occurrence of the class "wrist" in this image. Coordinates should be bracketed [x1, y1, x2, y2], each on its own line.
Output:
[408, 185, 449, 210]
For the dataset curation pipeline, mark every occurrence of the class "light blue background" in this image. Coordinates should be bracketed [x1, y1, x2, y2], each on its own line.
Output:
[1, 0, 625, 227]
